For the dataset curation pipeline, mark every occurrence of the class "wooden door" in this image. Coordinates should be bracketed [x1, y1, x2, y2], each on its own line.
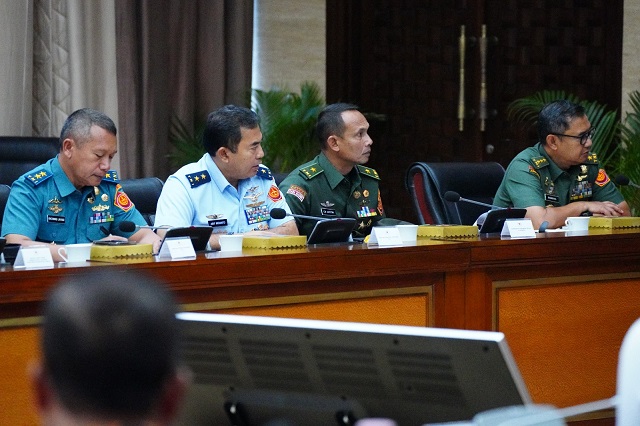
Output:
[327, 0, 622, 223]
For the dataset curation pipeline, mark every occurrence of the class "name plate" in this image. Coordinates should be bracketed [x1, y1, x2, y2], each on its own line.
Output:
[367, 226, 404, 247]
[501, 218, 536, 239]
[158, 236, 196, 260]
[14, 245, 54, 269]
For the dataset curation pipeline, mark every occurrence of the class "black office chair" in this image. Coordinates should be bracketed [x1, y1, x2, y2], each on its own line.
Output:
[405, 162, 505, 225]
[0, 136, 59, 185]
[119, 177, 164, 226]
[0, 184, 11, 228]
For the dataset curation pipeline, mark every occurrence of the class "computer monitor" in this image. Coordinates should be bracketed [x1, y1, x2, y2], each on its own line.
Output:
[175, 313, 531, 425]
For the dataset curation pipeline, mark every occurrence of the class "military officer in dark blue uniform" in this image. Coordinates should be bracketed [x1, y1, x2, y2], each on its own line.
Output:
[1, 108, 161, 261]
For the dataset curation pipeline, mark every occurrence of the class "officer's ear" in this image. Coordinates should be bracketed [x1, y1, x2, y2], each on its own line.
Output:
[327, 135, 340, 152]
[216, 146, 230, 162]
[61, 138, 76, 158]
[545, 134, 559, 151]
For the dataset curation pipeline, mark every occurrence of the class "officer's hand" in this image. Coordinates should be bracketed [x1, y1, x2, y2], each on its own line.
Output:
[585, 201, 626, 217]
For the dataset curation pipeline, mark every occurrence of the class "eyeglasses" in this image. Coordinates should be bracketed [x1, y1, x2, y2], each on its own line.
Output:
[550, 127, 595, 146]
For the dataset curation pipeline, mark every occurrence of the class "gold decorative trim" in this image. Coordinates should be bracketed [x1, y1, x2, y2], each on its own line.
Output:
[0, 316, 41, 329]
[182, 286, 434, 322]
[0, 287, 434, 329]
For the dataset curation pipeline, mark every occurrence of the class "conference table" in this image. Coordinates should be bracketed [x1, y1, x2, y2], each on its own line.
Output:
[2, 228, 640, 424]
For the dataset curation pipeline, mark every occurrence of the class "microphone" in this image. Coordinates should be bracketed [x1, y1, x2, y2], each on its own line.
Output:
[118, 221, 171, 233]
[614, 174, 640, 190]
[270, 208, 343, 222]
[443, 191, 501, 210]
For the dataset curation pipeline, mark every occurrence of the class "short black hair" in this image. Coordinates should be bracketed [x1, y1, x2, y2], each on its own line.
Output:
[59, 108, 117, 150]
[202, 105, 260, 156]
[41, 269, 180, 420]
[537, 100, 586, 145]
[315, 103, 360, 149]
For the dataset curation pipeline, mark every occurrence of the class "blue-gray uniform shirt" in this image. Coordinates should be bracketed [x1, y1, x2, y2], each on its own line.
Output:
[1, 156, 145, 243]
[154, 153, 294, 234]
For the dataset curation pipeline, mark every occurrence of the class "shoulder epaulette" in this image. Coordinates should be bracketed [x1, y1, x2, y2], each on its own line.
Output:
[299, 163, 324, 180]
[530, 156, 549, 170]
[585, 153, 599, 164]
[25, 169, 52, 186]
[102, 170, 120, 183]
[357, 165, 381, 180]
[186, 170, 211, 188]
[256, 165, 273, 180]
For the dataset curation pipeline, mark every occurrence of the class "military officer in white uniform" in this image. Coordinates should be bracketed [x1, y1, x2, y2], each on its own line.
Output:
[154, 105, 297, 250]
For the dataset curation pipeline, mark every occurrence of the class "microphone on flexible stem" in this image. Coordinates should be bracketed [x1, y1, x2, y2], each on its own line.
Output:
[443, 191, 531, 233]
[118, 221, 172, 233]
[270, 207, 350, 222]
[614, 174, 640, 190]
[443, 191, 501, 210]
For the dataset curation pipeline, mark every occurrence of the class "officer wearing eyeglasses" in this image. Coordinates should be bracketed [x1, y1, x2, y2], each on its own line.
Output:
[494, 99, 630, 229]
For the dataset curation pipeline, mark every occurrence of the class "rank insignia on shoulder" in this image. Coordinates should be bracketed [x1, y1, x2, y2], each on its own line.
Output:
[186, 170, 211, 188]
[103, 170, 120, 183]
[356, 165, 380, 180]
[586, 153, 599, 164]
[257, 165, 273, 180]
[530, 156, 549, 169]
[299, 163, 323, 180]
[26, 169, 52, 186]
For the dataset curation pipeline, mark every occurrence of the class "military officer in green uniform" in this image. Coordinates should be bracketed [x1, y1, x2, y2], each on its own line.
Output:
[494, 100, 629, 229]
[280, 103, 401, 238]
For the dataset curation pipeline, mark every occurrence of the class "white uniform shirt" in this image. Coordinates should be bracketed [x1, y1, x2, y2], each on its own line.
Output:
[154, 153, 294, 234]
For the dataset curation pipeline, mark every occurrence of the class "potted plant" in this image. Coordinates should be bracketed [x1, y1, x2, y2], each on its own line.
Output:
[618, 90, 640, 215]
[168, 81, 325, 176]
[252, 81, 325, 173]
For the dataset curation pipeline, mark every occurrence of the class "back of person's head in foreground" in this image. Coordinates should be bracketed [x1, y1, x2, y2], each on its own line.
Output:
[33, 269, 189, 425]
[202, 104, 260, 157]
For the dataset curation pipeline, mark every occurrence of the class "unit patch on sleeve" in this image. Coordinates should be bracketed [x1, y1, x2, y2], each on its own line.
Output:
[268, 185, 282, 201]
[114, 184, 134, 212]
[595, 169, 611, 187]
[286, 184, 307, 202]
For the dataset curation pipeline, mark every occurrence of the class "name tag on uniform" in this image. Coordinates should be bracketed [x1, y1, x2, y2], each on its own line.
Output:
[544, 194, 559, 204]
[321, 208, 336, 216]
[47, 215, 65, 223]
[208, 219, 228, 227]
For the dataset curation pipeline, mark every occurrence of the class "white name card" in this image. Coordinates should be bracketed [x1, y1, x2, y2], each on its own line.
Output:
[13, 245, 54, 269]
[158, 236, 196, 260]
[367, 226, 404, 247]
[501, 218, 536, 239]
